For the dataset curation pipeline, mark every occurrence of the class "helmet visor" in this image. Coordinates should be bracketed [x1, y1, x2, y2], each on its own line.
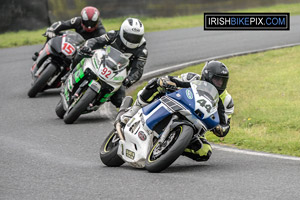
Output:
[123, 31, 143, 44]
[212, 75, 228, 91]
[82, 20, 98, 28]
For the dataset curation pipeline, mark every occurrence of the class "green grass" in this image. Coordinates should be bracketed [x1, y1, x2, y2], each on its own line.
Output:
[131, 46, 300, 157]
[1, 2, 299, 48]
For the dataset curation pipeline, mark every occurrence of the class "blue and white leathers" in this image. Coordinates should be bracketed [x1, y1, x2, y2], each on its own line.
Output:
[117, 81, 220, 168]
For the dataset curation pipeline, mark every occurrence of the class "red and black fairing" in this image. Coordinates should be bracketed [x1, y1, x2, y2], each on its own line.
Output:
[31, 36, 73, 89]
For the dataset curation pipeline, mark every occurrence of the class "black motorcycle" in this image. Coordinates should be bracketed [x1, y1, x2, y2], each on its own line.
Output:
[28, 31, 85, 97]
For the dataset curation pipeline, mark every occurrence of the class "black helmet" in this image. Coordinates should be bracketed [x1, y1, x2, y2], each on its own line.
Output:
[201, 61, 229, 93]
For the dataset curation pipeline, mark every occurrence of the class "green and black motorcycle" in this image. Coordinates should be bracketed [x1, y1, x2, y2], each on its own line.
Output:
[55, 46, 129, 124]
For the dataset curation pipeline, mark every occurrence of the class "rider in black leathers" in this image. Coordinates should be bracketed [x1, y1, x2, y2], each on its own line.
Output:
[73, 18, 148, 108]
[32, 6, 106, 61]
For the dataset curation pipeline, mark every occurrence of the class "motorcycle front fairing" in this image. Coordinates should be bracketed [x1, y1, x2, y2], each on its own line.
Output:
[31, 37, 63, 79]
[118, 96, 187, 168]
[118, 109, 154, 168]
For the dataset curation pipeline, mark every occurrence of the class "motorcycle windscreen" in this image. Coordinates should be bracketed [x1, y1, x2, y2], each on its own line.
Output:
[64, 31, 85, 46]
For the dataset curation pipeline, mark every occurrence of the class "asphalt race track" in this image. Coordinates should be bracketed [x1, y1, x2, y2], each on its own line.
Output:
[0, 16, 300, 200]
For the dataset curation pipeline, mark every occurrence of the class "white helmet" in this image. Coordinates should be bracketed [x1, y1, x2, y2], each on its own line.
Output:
[120, 18, 144, 49]
[179, 72, 201, 82]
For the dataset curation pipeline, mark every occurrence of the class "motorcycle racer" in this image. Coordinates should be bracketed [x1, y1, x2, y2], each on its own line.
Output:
[118, 60, 234, 162]
[32, 6, 106, 61]
[72, 18, 148, 108]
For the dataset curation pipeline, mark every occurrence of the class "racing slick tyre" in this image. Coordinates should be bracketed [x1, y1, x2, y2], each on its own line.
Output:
[63, 88, 97, 124]
[145, 125, 193, 173]
[100, 129, 125, 167]
[27, 63, 57, 98]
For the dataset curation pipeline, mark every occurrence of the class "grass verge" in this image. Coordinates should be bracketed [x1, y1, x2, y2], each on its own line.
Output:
[131, 46, 300, 157]
[1, 3, 299, 48]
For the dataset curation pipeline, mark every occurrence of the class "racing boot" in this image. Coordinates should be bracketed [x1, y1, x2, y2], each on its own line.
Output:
[119, 95, 148, 125]
[182, 135, 212, 162]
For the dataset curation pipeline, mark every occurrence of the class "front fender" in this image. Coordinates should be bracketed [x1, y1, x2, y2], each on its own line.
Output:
[169, 120, 196, 133]
[89, 80, 101, 93]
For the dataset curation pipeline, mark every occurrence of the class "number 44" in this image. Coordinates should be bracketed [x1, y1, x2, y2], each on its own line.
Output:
[197, 99, 212, 113]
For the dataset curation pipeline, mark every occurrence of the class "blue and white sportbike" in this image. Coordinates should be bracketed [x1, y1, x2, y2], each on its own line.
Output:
[100, 81, 220, 172]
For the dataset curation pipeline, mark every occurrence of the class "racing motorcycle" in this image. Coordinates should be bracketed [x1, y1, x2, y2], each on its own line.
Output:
[28, 31, 85, 97]
[100, 80, 220, 172]
[55, 45, 129, 124]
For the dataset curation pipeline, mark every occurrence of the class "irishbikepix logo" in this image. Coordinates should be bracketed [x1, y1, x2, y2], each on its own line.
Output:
[204, 13, 289, 30]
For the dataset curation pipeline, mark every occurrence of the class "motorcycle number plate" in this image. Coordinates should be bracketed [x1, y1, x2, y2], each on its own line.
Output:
[62, 42, 76, 56]
[99, 65, 114, 80]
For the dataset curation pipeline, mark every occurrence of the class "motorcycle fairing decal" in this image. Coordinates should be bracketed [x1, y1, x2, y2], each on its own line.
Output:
[92, 57, 100, 69]
[64, 87, 70, 101]
[76, 58, 86, 70]
[168, 89, 196, 111]
[138, 131, 147, 141]
[74, 67, 84, 83]
[98, 64, 114, 80]
[186, 89, 193, 99]
[67, 76, 73, 91]
[160, 95, 186, 112]
[61, 36, 76, 56]
[31, 63, 37, 71]
[142, 100, 161, 115]
[145, 106, 172, 130]
[113, 76, 125, 81]
[44, 43, 50, 55]
[99, 92, 114, 103]
[126, 149, 135, 160]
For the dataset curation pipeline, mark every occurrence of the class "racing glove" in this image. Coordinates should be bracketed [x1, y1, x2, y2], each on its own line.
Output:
[157, 77, 177, 91]
[45, 28, 56, 38]
[79, 46, 93, 57]
[123, 78, 132, 88]
[212, 125, 230, 137]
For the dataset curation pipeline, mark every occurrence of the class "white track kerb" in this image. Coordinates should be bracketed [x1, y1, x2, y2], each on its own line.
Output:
[104, 42, 300, 161]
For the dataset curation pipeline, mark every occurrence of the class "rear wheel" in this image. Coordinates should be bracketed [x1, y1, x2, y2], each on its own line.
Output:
[55, 99, 66, 119]
[63, 87, 97, 124]
[100, 130, 124, 167]
[145, 125, 193, 173]
[28, 63, 57, 98]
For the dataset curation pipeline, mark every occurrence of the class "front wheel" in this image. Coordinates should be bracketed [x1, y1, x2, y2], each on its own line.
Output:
[100, 129, 124, 167]
[145, 125, 193, 173]
[28, 63, 57, 97]
[63, 87, 97, 124]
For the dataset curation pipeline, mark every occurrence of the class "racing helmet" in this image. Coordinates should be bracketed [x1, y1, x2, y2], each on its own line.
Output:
[81, 6, 100, 32]
[179, 72, 201, 82]
[120, 18, 144, 49]
[201, 61, 229, 93]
